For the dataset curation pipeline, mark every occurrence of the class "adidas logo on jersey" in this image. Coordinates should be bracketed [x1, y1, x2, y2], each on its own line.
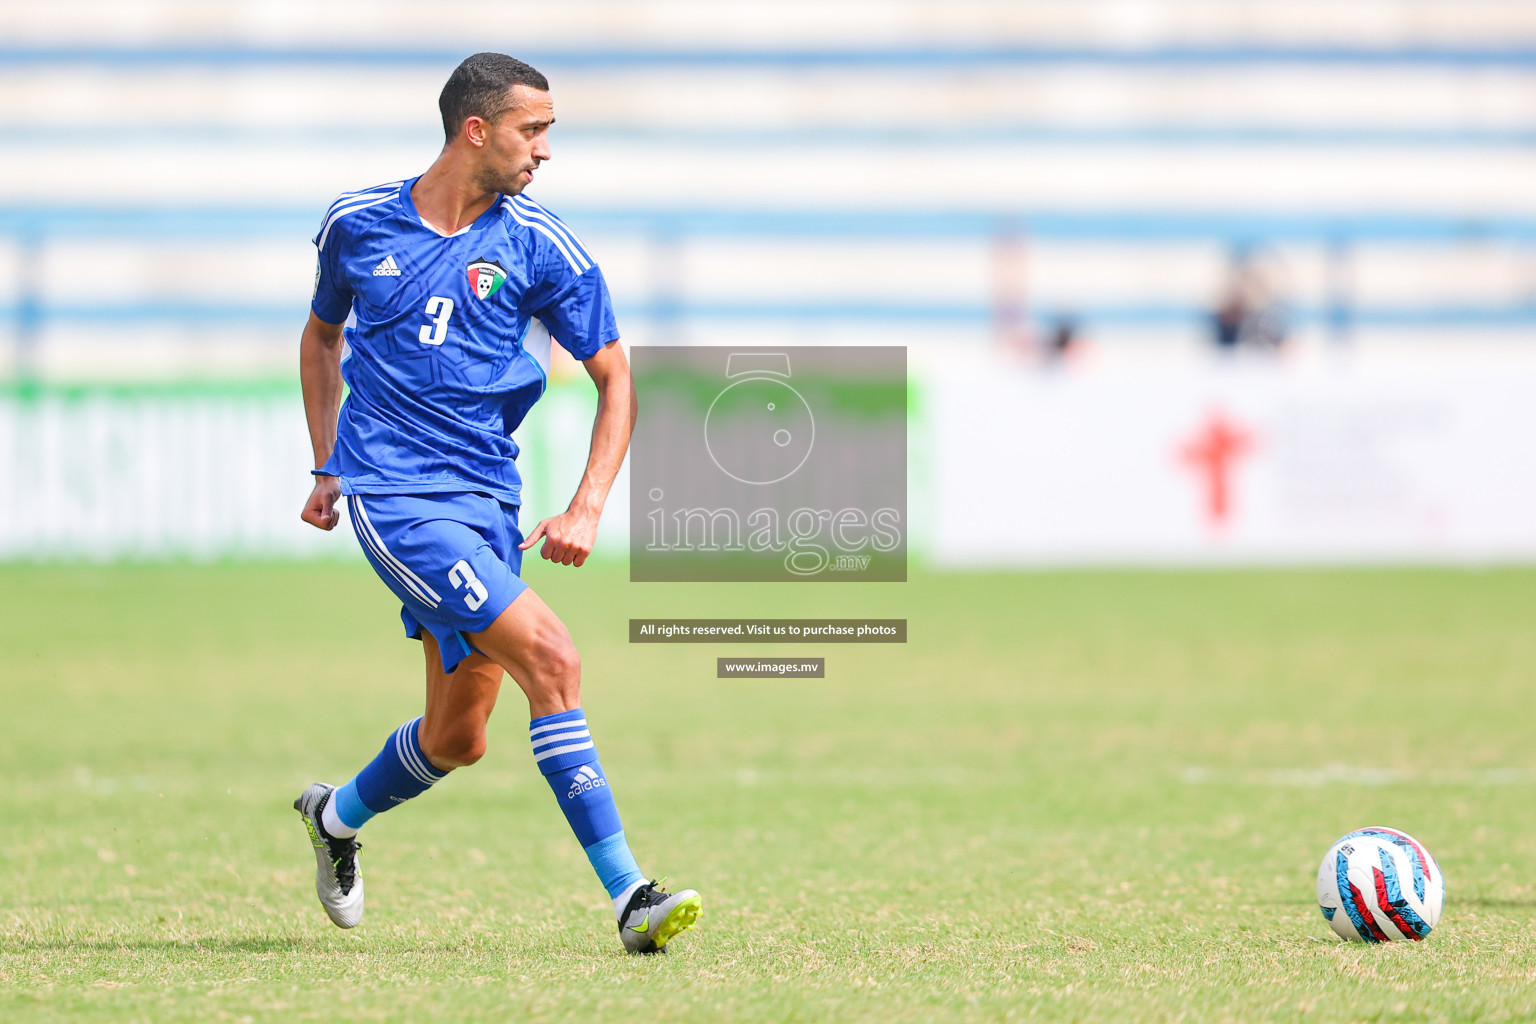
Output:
[372, 254, 401, 277]
[566, 765, 607, 799]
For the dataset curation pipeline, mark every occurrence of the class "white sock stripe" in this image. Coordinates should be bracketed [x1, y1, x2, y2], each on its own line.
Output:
[533, 740, 596, 762]
[397, 737, 441, 786]
[349, 498, 438, 609]
[351, 497, 443, 604]
[404, 721, 446, 781]
[394, 733, 436, 787]
[531, 728, 591, 749]
[529, 718, 587, 738]
[394, 722, 442, 786]
[396, 717, 444, 783]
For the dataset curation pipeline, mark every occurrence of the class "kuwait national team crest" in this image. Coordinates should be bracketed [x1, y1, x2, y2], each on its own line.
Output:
[467, 258, 508, 300]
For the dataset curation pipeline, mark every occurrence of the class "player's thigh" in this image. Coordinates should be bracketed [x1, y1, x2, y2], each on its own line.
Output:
[466, 587, 581, 712]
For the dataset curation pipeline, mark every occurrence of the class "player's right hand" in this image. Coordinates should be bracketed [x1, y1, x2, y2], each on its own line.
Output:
[301, 475, 342, 531]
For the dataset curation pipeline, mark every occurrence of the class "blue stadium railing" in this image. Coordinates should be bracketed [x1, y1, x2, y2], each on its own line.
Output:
[2, 206, 1534, 335]
[6, 126, 1535, 146]
[6, 43, 1531, 341]
[3, 44, 1535, 67]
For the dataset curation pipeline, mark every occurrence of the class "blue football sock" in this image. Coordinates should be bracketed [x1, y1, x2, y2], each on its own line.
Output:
[530, 708, 646, 901]
[326, 716, 448, 836]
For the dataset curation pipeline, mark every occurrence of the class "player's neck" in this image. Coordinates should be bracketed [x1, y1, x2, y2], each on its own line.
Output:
[411, 157, 498, 236]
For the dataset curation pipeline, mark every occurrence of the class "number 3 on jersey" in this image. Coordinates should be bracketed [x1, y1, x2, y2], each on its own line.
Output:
[419, 296, 454, 346]
[448, 559, 488, 611]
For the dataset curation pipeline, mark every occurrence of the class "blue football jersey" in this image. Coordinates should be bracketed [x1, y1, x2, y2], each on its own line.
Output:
[311, 176, 619, 505]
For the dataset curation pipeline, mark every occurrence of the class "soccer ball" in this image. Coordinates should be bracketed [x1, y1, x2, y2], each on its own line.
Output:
[1315, 826, 1444, 942]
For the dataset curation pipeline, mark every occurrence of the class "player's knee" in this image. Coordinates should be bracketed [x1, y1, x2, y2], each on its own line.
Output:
[421, 725, 487, 769]
[449, 733, 488, 767]
[526, 636, 581, 709]
[533, 636, 581, 685]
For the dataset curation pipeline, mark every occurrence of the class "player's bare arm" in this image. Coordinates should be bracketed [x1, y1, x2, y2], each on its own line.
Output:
[298, 311, 346, 531]
[520, 339, 637, 567]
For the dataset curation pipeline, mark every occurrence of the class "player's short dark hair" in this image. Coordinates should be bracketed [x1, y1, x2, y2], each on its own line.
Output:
[439, 53, 550, 142]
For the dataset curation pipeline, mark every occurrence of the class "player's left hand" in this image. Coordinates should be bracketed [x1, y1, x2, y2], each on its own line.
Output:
[519, 508, 599, 567]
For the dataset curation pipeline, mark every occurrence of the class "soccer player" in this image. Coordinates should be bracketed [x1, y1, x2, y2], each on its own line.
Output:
[292, 52, 701, 954]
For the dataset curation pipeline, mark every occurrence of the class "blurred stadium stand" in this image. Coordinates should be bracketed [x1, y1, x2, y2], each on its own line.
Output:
[2, 0, 1534, 376]
[1, 1, 1534, 559]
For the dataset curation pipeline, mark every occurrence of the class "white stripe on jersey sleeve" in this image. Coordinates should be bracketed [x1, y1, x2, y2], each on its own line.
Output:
[317, 194, 397, 252]
[503, 200, 591, 273]
[327, 181, 404, 213]
[510, 196, 594, 266]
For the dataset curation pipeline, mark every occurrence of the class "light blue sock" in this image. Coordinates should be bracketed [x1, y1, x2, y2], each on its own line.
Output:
[530, 709, 646, 900]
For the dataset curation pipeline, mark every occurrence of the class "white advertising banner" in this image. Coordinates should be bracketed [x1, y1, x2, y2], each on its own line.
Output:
[928, 351, 1536, 565]
[4, 350, 1536, 565]
[0, 383, 614, 562]
[0, 388, 340, 560]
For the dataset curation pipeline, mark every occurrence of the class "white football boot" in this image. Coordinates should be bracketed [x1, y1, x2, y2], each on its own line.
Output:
[618, 880, 703, 954]
[293, 782, 365, 929]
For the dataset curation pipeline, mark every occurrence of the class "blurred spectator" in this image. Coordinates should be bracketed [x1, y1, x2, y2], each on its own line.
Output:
[1211, 246, 1289, 351]
[1040, 315, 1084, 366]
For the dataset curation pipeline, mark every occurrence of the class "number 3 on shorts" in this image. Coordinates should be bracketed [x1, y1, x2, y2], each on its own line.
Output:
[448, 559, 489, 611]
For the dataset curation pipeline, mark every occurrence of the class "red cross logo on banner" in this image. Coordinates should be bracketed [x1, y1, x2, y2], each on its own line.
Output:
[1178, 410, 1257, 527]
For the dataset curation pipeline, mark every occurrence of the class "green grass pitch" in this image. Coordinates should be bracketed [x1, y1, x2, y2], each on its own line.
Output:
[3, 563, 1536, 1022]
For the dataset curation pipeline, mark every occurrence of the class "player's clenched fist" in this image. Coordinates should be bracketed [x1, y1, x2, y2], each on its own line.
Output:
[301, 475, 342, 530]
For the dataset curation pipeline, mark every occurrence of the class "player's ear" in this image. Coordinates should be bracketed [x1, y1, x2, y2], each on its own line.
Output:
[463, 115, 489, 148]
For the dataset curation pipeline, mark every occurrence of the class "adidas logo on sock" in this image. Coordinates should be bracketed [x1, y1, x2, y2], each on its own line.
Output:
[566, 764, 607, 799]
[373, 254, 401, 277]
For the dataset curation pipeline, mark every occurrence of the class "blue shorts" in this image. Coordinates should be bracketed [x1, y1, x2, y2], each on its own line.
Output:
[346, 492, 530, 674]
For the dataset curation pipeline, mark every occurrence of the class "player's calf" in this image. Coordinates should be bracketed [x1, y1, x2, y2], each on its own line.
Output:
[292, 718, 451, 928]
[473, 590, 702, 952]
[319, 717, 449, 840]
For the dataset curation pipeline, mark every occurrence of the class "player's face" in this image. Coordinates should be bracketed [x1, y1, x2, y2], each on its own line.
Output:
[482, 86, 555, 196]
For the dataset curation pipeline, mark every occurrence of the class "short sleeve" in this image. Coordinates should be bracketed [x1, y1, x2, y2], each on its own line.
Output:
[530, 264, 620, 361]
[310, 222, 354, 326]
